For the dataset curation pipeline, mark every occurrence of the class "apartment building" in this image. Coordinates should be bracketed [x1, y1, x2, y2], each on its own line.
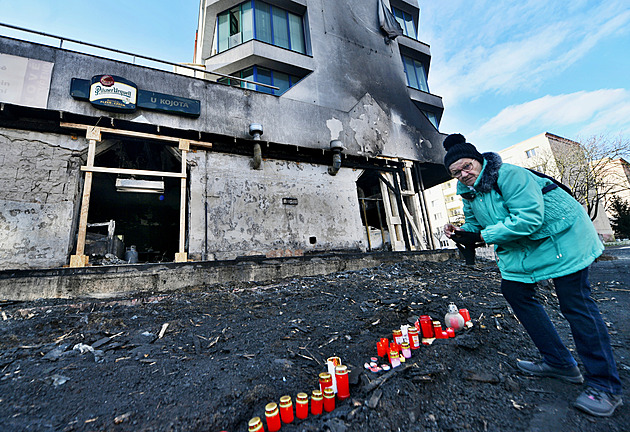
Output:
[0, 1, 448, 270]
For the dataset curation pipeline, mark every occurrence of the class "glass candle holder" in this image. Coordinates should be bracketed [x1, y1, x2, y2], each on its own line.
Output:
[279, 395, 294, 424]
[323, 387, 336, 412]
[408, 327, 420, 349]
[335, 365, 350, 400]
[265, 403, 281, 432]
[319, 372, 333, 393]
[311, 390, 323, 415]
[295, 392, 308, 419]
[248, 417, 264, 432]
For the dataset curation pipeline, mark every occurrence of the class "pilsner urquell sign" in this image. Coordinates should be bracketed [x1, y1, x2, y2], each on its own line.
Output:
[89, 75, 137, 112]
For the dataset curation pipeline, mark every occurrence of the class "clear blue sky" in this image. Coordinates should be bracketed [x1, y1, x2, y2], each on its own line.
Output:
[1, 0, 628, 153]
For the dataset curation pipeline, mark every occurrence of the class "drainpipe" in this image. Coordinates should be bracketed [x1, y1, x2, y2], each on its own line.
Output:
[328, 140, 345, 175]
[249, 123, 263, 170]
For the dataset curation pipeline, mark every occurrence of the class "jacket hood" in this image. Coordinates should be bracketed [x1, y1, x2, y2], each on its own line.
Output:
[475, 152, 503, 193]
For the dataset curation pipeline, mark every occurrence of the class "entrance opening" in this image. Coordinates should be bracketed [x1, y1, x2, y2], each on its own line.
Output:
[85, 138, 183, 264]
[356, 170, 389, 251]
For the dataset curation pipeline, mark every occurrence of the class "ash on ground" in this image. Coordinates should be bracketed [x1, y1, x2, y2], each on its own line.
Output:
[1, 250, 628, 432]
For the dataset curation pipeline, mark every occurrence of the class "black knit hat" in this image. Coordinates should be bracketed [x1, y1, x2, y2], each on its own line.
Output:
[442, 133, 483, 168]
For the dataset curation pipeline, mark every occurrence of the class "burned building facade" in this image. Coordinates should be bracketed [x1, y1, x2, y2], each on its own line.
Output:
[0, 0, 447, 271]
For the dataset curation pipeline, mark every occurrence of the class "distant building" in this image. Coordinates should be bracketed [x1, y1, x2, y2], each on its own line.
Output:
[0, 1, 448, 271]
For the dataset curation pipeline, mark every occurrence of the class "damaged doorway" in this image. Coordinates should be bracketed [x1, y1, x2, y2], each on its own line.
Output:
[84, 138, 184, 264]
[357, 164, 429, 252]
[356, 170, 390, 251]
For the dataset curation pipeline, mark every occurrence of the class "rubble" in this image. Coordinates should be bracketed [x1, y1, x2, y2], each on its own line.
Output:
[0, 249, 628, 431]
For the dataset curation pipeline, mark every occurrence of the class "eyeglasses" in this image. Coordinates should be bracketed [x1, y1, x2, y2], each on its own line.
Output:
[450, 162, 474, 178]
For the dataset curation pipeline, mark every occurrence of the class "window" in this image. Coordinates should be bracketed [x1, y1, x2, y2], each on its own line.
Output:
[402, 55, 428, 92]
[216, 1, 306, 54]
[526, 148, 538, 158]
[392, 7, 416, 39]
[422, 111, 439, 129]
[217, 65, 302, 95]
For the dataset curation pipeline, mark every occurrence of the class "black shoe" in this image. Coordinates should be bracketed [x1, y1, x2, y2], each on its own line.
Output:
[516, 360, 584, 384]
[574, 387, 623, 417]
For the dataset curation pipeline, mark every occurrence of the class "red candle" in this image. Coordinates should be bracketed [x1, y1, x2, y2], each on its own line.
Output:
[265, 403, 282, 432]
[459, 308, 471, 322]
[323, 387, 336, 412]
[408, 327, 420, 349]
[377, 341, 387, 357]
[319, 372, 333, 392]
[446, 327, 455, 338]
[296, 392, 308, 419]
[311, 390, 323, 415]
[335, 365, 350, 400]
[380, 337, 389, 350]
[279, 395, 294, 423]
[420, 315, 434, 338]
[392, 329, 403, 345]
[433, 320, 446, 338]
[248, 417, 264, 432]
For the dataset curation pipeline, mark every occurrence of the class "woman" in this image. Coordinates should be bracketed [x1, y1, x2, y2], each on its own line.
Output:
[442, 133, 622, 417]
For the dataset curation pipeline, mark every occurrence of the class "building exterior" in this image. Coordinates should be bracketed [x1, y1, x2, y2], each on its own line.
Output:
[0, 1, 448, 271]
[501, 133, 615, 241]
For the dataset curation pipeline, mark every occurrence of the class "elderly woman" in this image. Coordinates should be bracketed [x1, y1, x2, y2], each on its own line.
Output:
[442, 133, 622, 417]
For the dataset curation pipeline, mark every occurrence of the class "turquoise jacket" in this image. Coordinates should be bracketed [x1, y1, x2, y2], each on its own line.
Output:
[457, 153, 603, 282]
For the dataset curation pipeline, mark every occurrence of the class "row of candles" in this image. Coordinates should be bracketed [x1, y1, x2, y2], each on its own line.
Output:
[371, 306, 473, 371]
[248, 305, 473, 431]
[247, 358, 350, 431]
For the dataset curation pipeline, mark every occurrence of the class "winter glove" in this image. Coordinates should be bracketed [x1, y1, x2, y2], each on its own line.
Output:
[456, 243, 476, 266]
[451, 230, 483, 247]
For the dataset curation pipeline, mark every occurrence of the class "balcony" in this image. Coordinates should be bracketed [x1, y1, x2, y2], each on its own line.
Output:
[205, 39, 314, 77]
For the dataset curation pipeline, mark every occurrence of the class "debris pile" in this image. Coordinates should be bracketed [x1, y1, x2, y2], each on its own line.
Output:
[0, 253, 628, 431]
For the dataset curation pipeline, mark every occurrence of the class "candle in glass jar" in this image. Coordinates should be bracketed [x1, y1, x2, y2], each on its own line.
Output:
[319, 372, 333, 393]
[401, 342, 412, 358]
[265, 403, 282, 432]
[335, 365, 350, 400]
[420, 315, 434, 338]
[392, 329, 403, 345]
[408, 327, 420, 349]
[433, 320, 447, 338]
[323, 387, 336, 412]
[279, 395, 294, 423]
[296, 392, 308, 419]
[377, 340, 387, 356]
[311, 390, 323, 415]
[248, 417, 264, 432]
[390, 350, 401, 368]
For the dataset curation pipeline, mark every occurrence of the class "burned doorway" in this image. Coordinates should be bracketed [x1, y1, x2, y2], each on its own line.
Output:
[357, 164, 430, 252]
[356, 170, 390, 251]
[84, 137, 183, 264]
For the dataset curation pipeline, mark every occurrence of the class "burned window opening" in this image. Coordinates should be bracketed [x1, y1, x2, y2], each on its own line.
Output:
[83, 139, 183, 264]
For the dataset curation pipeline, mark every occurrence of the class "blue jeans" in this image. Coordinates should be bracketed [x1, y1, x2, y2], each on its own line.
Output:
[501, 267, 622, 395]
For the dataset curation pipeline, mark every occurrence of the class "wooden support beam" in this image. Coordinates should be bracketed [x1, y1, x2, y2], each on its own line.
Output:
[81, 166, 185, 178]
[178, 150, 187, 260]
[71, 138, 97, 267]
[60, 122, 212, 149]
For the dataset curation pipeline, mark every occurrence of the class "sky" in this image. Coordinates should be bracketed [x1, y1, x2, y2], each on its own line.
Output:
[0, 0, 629, 153]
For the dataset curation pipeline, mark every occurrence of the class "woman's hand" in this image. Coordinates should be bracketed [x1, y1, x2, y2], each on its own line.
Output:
[444, 223, 457, 238]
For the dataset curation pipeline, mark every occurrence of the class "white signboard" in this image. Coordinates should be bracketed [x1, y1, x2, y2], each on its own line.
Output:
[0, 53, 54, 109]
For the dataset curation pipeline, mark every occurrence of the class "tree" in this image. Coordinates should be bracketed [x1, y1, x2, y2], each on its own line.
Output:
[608, 195, 630, 240]
[525, 134, 630, 221]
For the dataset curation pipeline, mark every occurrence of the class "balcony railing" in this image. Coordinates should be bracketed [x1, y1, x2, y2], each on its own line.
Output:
[0, 22, 277, 90]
